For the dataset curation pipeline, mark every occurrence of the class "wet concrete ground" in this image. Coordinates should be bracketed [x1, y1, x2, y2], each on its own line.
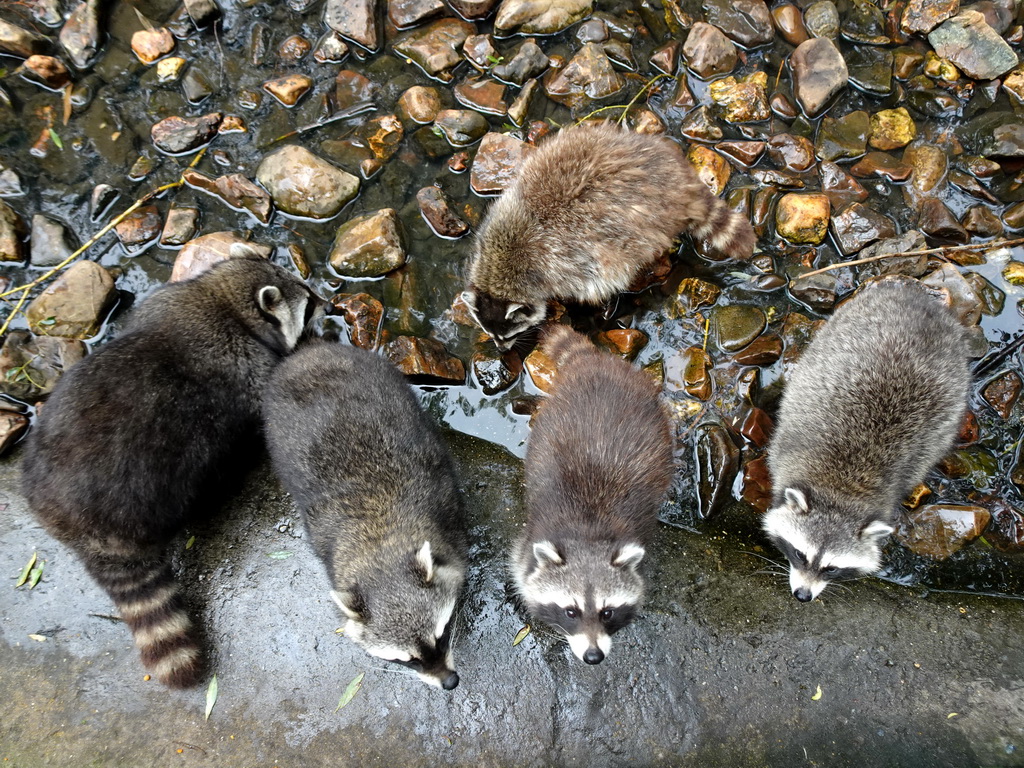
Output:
[2, 430, 1023, 768]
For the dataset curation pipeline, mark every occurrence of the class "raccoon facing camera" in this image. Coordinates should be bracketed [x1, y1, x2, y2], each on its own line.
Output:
[512, 326, 673, 664]
[764, 277, 971, 602]
[21, 256, 322, 687]
[464, 121, 756, 351]
[263, 342, 468, 690]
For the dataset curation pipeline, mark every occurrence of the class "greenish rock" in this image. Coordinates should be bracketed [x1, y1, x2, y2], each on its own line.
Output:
[846, 46, 893, 96]
[804, 0, 839, 38]
[433, 109, 490, 146]
[840, 0, 889, 44]
[1002, 201, 1024, 230]
[329, 208, 407, 277]
[713, 305, 766, 352]
[816, 110, 869, 161]
[775, 193, 831, 244]
[928, 10, 1018, 79]
[256, 145, 359, 220]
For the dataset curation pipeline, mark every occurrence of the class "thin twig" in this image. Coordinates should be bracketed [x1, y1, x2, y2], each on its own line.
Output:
[795, 237, 1024, 280]
[573, 74, 672, 127]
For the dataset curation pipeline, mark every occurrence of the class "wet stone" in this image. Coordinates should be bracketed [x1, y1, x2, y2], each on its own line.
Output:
[964, 273, 1003, 315]
[385, 336, 465, 383]
[841, 0, 889, 43]
[434, 109, 490, 147]
[182, 68, 214, 104]
[856, 230, 929, 279]
[160, 206, 200, 247]
[704, 0, 774, 48]
[263, 75, 312, 107]
[183, 170, 272, 224]
[893, 47, 925, 78]
[329, 209, 406, 278]
[183, 0, 220, 28]
[494, 0, 593, 35]
[544, 43, 625, 108]
[680, 106, 723, 142]
[983, 371, 1022, 419]
[736, 406, 773, 448]
[770, 92, 798, 119]
[869, 107, 916, 150]
[602, 39, 636, 71]
[156, 56, 186, 83]
[905, 143, 948, 196]
[132, 27, 175, 64]
[687, 145, 731, 196]
[471, 132, 535, 195]
[1002, 201, 1024, 230]
[896, 504, 991, 560]
[257, 145, 359, 220]
[336, 70, 374, 110]
[714, 305, 766, 352]
[791, 38, 848, 117]
[666, 346, 713, 399]
[789, 270, 836, 311]
[963, 205, 1003, 237]
[683, 22, 738, 79]
[673, 277, 722, 316]
[830, 202, 896, 255]
[902, 0, 959, 33]
[918, 198, 968, 243]
[928, 11, 1018, 79]
[772, 4, 809, 45]
[524, 347, 558, 392]
[693, 424, 740, 519]
[717, 140, 765, 167]
[750, 169, 805, 188]
[151, 112, 223, 155]
[60, 0, 103, 69]
[924, 51, 960, 81]
[26, 260, 116, 338]
[324, 0, 380, 51]
[473, 349, 524, 394]
[0, 332, 86, 402]
[393, 19, 476, 82]
[417, 186, 469, 238]
[804, 0, 840, 38]
[850, 151, 912, 182]
[846, 46, 893, 96]
[0, 411, 28, 455]
[315, 32, 350, 63]
[398, 85, 442, 124]
[776, 193, 831, 244]
[740, 455, 773, 513]
[493, 40, 549, 85]
[920, 262, 983, 325]
[816, 110, 869, 161]
[0, 202, 27, 262]
[732, 333, 782, 365]
[594, 329, 648, 361]
[709, 71, 770, 123]
[508, 79, 537, 126]
[20, 56, 70, 91]
[0, 18, 49, 58]
[449, 0, 499, 20]
[767, 133, 815, 172]
[650, 41, 679, 75]
[29, 215, 74, 268]
[389, 0, 445, 28]
[171, 233, 271, 282]
[114, 205, 162, 250]
[330, 292, 385, 349]
[455, 77, 508, 116]
[463, 34, 499, 70]
[277, 35, 312, 63]
[0, 165, 22, 197]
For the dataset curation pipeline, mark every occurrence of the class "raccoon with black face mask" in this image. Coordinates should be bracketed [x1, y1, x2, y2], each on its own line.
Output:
[764, 277, 971, 602]
[263, 343, 467, 690]
[512, 326, 673, 664]
[21, 255, 320, 687]
[463, 121, 756, 351]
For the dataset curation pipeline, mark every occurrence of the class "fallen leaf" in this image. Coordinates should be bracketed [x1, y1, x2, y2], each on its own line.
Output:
[28, 633, 46, 642]
[267, 551, 293, 560]
[512, 625, 531, 646]
[205, 674, 218, 721]
[48, 128, 63, 150]
[811, 685, 822, 701]
[62, 85, 72, 125]
[28, 560, 45, 589]
[185, 536, 195, 550]
[15, 551, 37, 587]
[335, 672, 365, 712]
[948, 712, 959, 719]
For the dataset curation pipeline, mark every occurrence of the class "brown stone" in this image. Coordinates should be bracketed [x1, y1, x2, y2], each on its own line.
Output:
[114, 205, 162, 248]
[708, 71, 770, 123]
[741, 455, 773, 513]
[820, 161, 868, 209]
[417, 186, 469, 239]
[329, 209, 406, 277]
[470, 132, 535, 195]
[278, 34, 312, 62]
[171, 233, 272, 282]
[330, 292, 385, 349]
[901, 0, 959, 33]
[160, 205, 200, 247]
[772, 4, 809, 44]
[682, 22, 737, 79]
[594, 329, 648, 361]
[850, 151, 913, 182]
[524, 346, 558, 392]
[982, 371, 1022, 419]
[687, 145, 731, 196]
[830, 202, 896, 255]
[26, 260, 116, 339]
[472, 348, 524, 395]
[384, 336, 465, 383]
[398, 86, 441, 124]
[20, 55, 71, 90]
[732, 333, 782, 365]
[766, 133, 815, 172]
[776, 193, 831, 244]
[963, 205, 1003, 238]
[131, 26, 175, 63]
[896, 504, 990, 560]
[791, 37, 848, 117]
[737, 406, 773, 448]
[717, 140, 765, 167]
[182, 170, 273, 224]
[263, 74, 313, 107]
[151, 112, 223, 154]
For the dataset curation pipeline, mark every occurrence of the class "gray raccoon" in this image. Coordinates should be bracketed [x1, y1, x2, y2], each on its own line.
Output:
[21, 255, 319, 687]
[464, 122, 756, 350]
[764, 277, 971, 602]
[263, 343, 467, 690]
[512, 326, 673, 664]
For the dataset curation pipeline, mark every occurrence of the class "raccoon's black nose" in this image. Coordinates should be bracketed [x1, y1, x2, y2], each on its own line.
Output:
[441, 671, 459, 690]
[794, 587, 813, 602]
[583, 648, 605, 665]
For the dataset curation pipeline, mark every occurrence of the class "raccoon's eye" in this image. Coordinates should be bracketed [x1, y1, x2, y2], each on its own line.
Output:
[793, 550, 808, 566]
[599, 608, 614, 621]
[564, 607, 579, 620]
[823, 566, 839, 576]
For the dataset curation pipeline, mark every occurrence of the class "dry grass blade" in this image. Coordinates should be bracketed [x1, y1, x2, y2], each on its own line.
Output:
[335, 671, 365, 711]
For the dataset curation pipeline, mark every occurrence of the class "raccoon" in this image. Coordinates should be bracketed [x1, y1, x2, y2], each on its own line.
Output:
[21, 255, 319, 687]
[512, 326, 673, 663]
[263, 343, 467, 690]
[764, 277, 971, 602]
[464, 121, 756, 351]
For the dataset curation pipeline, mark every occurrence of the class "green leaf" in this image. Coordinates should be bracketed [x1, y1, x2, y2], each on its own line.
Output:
[28, 561, 44, 589]
[335, 672, 364, 712]
[267, 550, 292, 560]
[431, 125, 443, 137]
[0, 68, 7, 79]
[37, 317, 57, 326]
[185, 536, 195, 550]
[48, 128, 63, 150]
[204, 674, 218, 720]
[512, 624, 531, 646]
[485, 54, 503, 64]
[15, 551, 37, 588]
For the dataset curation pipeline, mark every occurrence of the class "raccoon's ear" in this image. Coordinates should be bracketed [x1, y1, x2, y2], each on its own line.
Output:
[256, 285, 283, 315]
[860, 520, 894, 542]
[505, 302, 526, 319]
[460, 290, 477, 310]
[533, 540, 564, 568]
[612, 543, 645, 570]
[784, 487, 809, 514]
[229, 241, 264, 259]
[331, 587, 368, 621]
[412, 541, 435, 584]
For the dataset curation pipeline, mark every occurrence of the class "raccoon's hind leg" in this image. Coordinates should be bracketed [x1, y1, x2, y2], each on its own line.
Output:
[82, 545, 203, 688]
[687, 193, 757, 259]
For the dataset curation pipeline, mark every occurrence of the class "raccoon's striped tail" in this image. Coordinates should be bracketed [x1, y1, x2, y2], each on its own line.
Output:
[83, 550, 203, 688]
[688, 195, 757, 259]
[540, 325, 594, 368]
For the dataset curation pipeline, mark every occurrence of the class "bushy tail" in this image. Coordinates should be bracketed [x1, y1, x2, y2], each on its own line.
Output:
[540, 324, 594, 367]
[688, 195, 757, 259]
[84, 550, 203, 688]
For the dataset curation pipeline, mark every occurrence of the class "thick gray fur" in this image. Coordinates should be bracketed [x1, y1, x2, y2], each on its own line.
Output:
[21, 255, 319, 687]
[765, 277, 971, 601]
[263, 342, 467, 690]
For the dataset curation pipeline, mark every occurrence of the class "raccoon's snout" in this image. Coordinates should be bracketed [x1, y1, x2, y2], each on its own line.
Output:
[793, 587, 813, 602]
[441, 671, 459, 690]
[583, 647, 605, 665]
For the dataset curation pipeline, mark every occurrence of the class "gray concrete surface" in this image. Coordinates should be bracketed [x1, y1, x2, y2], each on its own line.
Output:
[2, 432, 1023, 768]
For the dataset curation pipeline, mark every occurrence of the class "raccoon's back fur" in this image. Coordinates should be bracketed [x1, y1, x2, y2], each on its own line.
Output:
[263, 343, 467, 689]
[21, 256, 317, 687]
[770, 278, 971, 512]
[470, 122, 756, 308]
[513, 326, 673, 662]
